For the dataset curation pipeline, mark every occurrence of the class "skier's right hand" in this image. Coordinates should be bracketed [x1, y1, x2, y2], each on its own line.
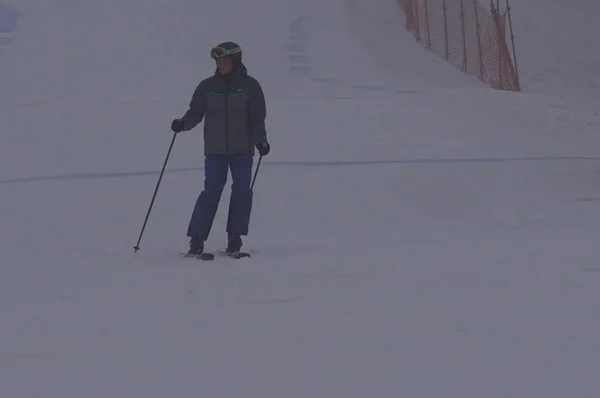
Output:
[171, 118, 185, 133]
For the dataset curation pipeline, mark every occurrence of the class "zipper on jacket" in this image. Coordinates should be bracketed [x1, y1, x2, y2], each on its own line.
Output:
[224, 79, 230, 154]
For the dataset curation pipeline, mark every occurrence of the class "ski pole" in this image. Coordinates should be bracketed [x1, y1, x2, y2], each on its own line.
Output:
[251, 154, 263, 190]
[134, 132, 178, 252]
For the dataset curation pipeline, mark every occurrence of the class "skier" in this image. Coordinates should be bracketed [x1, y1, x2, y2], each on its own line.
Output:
[170, 42, 270, 256]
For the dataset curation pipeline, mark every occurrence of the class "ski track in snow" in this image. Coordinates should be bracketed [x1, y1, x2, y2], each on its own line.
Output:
[3, 156, 600, 184]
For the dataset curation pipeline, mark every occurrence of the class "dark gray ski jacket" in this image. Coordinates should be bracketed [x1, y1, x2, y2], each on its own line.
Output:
[179, 63, 267, 156]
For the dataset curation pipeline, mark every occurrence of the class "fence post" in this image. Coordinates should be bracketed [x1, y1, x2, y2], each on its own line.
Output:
[401, 0, 413, 32]
[414, 0, 421, 41]
[490, 1, 502, 89]
[424, 0, 431, 50]
[506, 0, 520, 90]
[473, 0, 484, 81]
[460, 0, 467, 72]
[443, 0, 449, 60]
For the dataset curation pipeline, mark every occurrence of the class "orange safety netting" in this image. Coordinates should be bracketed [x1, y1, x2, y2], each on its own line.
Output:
[400, 0, 520, 91]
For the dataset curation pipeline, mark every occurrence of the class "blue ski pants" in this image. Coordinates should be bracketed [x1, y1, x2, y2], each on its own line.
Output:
[187, 154, 254, 241]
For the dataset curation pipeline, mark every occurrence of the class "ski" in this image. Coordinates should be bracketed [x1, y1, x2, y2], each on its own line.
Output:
[218, 249, 251, 259]
[178, 250, 250, 260]
[179, 252, 215, 261]
[197, 252, 215, 261]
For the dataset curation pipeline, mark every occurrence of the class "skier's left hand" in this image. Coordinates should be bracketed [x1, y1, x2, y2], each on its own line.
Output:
[171, 118, 185, 133]
[256, 141, 270, 156]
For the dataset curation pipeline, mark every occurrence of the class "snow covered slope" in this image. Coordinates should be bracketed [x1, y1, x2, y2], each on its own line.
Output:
[510, 0, 600, 104]
[1, 0, 599, 397]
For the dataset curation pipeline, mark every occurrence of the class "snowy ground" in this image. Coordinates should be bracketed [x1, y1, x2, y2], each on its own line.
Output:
[1, 0, 600, 397]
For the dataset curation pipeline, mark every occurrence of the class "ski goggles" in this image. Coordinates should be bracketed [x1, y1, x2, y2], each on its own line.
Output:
[210, 46, 241, 59]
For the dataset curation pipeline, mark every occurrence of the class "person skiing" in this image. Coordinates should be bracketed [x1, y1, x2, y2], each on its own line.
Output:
[170, 41, 270, 256]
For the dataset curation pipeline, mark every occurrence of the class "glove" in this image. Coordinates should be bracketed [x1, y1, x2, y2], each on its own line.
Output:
[256, 141, 270, 156]
[171, 118, 185, 133]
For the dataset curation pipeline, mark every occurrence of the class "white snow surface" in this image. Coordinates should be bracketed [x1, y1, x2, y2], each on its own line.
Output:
[1, 0, 600, 397]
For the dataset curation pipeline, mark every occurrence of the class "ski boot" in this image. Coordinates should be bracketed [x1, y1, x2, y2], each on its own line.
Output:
[186, 237, 214, 260]
[224, 235, 250, 259]
[226, 235, 242, 254]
